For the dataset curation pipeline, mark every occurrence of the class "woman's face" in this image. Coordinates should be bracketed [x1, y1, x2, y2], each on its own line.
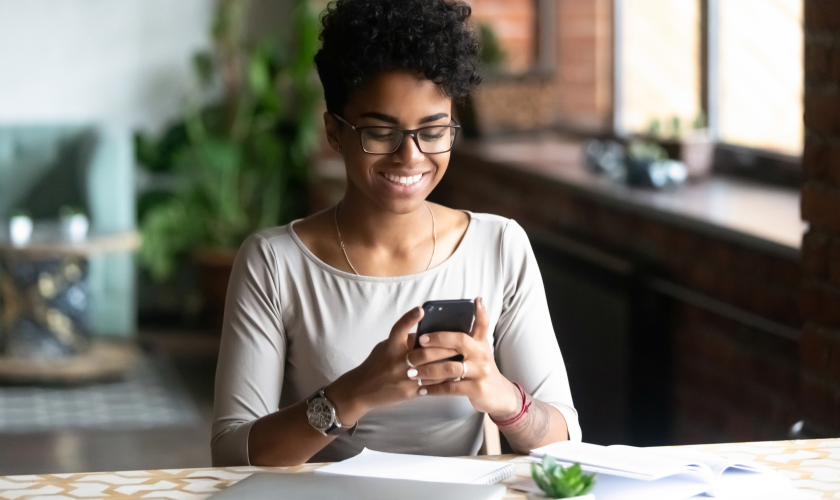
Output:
[326, 71, 453, 214]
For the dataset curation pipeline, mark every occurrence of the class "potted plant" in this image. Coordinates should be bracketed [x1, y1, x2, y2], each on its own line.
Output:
[647, 113, 714, 179]
[59, 205, 89, 242]
[135, 0, 321, 329]
[454, 22, 505, 138]
[530, 457, 596, 499]
[9, 208, 33, 246]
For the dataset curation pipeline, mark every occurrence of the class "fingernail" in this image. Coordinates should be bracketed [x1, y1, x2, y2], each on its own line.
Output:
[419, 335, 429, 345]
[414, 307, 422, 315]
[407, 368, 418, 378]
[477, 297, 484, 308]
[419, 388, 427, 396]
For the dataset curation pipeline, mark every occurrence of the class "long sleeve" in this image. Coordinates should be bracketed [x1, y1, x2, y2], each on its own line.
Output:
[493, 220, 582, 442]
[211, 234, 286, 466]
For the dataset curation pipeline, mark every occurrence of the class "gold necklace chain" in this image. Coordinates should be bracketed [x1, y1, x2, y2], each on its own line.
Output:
[334, 201, 437, 276]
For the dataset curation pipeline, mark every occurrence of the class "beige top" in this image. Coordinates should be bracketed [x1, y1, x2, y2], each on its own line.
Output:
[211, 212, 581, 466]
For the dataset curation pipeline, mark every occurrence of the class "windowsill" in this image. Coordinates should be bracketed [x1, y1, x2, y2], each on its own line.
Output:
[454, 134, 804, 261]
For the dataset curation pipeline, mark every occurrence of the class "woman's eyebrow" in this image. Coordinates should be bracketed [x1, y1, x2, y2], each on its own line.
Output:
[359, 112, 449, 125]
[419, 112, 449, 124]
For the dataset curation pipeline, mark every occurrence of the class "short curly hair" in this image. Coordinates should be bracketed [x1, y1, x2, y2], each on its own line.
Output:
[314, 0, 482, 114]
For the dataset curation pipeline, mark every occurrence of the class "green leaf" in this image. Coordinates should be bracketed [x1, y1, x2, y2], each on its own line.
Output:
[531, 463, 554, 495]
[628, 139, 667, 162]
[248, 51, 271, 96]
[478, 23, 505, 69]
[139, 199, 205, 282]
[193, 51, 216, 88]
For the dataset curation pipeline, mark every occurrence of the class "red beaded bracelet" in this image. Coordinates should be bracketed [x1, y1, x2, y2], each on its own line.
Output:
[490, 382, 531, 427]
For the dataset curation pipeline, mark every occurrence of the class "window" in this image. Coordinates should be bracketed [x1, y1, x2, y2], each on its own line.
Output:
[715, 0, 803, 155]
[615, 0, 702, 138]
[615, 0, 803, 158]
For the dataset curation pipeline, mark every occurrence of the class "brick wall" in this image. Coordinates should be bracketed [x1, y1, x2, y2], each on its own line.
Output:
[553, 0, 614, 132]
[465, 0, 615, 134]
[800, 0, 840, 434]
[466, 0, 536, 73]
[435, 149, 802, 444]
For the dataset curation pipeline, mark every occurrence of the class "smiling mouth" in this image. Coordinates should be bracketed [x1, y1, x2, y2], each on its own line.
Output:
[382, 172, 426, 186]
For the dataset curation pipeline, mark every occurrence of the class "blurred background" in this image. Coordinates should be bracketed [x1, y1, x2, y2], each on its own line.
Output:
[0, 0, 837, 476]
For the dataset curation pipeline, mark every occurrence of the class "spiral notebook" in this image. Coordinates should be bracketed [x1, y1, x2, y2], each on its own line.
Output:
[316, 448, 517, 485]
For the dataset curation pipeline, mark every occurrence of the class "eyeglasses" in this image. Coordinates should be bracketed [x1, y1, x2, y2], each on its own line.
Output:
[332, 113, 460, 155]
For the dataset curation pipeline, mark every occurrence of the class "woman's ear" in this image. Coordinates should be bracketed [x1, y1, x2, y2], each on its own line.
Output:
[323, 111, 342, 154]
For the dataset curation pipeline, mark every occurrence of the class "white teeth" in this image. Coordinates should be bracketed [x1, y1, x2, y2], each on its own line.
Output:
[384, 173, 423, 185]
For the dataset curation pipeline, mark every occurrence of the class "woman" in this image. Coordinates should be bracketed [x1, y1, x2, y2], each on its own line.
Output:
[212, 0, 580, 467]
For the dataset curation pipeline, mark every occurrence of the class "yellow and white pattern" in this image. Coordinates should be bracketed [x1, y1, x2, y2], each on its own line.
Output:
[686, 439, 840, 499]
[0, 439, 837, 500]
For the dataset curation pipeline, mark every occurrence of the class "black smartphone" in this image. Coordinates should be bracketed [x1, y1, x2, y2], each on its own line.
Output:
[414, 299, 475, 361]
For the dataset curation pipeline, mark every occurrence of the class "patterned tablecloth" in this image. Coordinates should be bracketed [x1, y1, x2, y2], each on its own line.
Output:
[0, 439, 837, 499]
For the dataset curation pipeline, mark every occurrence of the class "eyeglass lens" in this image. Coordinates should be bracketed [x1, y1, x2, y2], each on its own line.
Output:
[360, 126, 456, 154]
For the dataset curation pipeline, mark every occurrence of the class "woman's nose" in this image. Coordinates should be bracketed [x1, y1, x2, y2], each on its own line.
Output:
[394, 133, 426, 163]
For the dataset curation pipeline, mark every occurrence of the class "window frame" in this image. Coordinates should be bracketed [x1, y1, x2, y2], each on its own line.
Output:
[613, 0, 803, 188]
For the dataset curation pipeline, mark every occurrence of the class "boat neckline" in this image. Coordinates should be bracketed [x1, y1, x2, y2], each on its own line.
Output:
[287, 210, 475, 283]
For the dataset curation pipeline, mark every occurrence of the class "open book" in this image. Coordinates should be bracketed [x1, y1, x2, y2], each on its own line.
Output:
[528, 442, 803, 499]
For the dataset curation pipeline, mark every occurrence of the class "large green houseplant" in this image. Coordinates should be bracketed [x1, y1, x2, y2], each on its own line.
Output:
[135, 0, 321, 327]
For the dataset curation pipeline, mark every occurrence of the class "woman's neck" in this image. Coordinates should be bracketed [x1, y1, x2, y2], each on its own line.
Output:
[337, 188, 433, 255]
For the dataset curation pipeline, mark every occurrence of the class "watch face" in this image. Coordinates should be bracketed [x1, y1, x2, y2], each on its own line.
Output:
[306, 397, 334, 431]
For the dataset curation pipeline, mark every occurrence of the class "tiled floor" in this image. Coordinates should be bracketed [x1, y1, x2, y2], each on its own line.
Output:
[0, 357, 200, 433]
[0, 331, 219, 476]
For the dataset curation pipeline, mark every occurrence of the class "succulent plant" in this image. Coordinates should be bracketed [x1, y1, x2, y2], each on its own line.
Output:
[531, 457, 595, 499]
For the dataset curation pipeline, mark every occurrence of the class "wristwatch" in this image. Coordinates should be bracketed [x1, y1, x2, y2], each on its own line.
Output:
[306, 387, 358, 436]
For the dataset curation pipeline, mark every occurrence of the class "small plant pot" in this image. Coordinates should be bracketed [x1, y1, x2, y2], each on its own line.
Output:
[679, 130, 714, 179]
[10, 215, 33, 246]
[526, 494, 595, 500]
[61, 213, 89, 242]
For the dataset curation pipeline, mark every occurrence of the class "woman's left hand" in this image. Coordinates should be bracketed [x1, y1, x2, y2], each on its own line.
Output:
[407, 297, 521, 419]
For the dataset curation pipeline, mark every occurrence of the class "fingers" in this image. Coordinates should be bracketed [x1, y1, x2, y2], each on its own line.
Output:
[409, 360, 465, 381]
[388, 306, 424, 347]
[417, 331, 471, 353]
[470, 297, 490, 342]
[419, 380, 468, 397]
[406, 347, 460, 367]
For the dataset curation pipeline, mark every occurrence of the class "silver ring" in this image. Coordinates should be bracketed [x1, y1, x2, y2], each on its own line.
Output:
[406, 353, 416, 368]
[454, 361, 467, 382]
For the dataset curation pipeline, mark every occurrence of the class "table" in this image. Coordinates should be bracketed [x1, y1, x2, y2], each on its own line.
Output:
[0, 439, 837, 499]
[0, 226, 139, 382]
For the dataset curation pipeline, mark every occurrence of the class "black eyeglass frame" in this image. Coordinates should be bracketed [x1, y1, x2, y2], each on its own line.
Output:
[331, 113, 461, 155]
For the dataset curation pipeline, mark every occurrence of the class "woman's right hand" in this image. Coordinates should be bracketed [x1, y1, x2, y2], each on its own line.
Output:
[326, 306, 458, 424]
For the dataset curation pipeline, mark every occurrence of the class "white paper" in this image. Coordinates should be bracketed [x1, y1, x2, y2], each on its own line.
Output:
[316, 448, 515, 484]
[642, 446, 772, 477]
[531, 442, 711, 481]
[592, 472, 711, 500]
[507, 471, 710, 500]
